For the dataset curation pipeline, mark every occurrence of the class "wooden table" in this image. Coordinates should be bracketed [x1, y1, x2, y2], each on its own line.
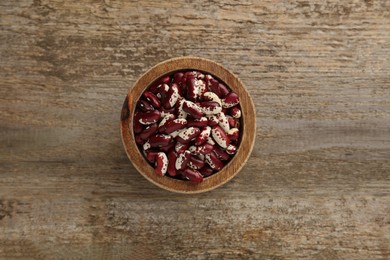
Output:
[1, 0, 389, 259]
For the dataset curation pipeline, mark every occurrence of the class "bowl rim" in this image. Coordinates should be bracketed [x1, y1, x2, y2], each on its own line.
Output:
[120, 56, 256, 193]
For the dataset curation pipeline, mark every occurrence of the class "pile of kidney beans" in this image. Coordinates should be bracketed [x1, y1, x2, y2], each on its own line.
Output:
[133, 70, 241, 183]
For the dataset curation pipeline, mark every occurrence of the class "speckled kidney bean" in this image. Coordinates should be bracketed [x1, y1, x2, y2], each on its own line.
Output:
[133, 70, 242, 183]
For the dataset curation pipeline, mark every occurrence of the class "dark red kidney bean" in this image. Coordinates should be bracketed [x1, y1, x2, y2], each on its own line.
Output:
[188, 155, 205, 170]
[143, 91, 161, 109]
[164, 83, 181, 109]
[186, 77, 198, 101]
[140, 123, 158, 140]
[175, 142, 189, 154]
[226, 144, 237, 155]
[182, 100, 203, 119]
[199, 165, 214, 177]
[155, 152, 168, 176]
[213, 146, 230, 161]
[173, 72, 184, 85]
[199, 101, 222, 115]
[149, 75, 171, 93]
[227, 116, 235, 128]
[137, 99, 154, 112]
[159, 107, 176, 117]
[209, 79, 229, 98]
[133, 112, 144, 133]
[230, 106, 241, 118]
[164, 118, 187, 134]
[204, 74, 213, 87]
[205, 152, 224, 171]
[185, 71, 199, 79]
[227, 128, 239, 141]
[158, 114, 175, 133]
[145, 150, 159, 163]
[148, 134, 172, 147]
[135, 134, 144, 145]
[138, 110, 161, 125]
[218, 83, 230, 97]
[222, 92, 240, 108]
[216, 111, 230, 132]
[208, 115, 219, 127]
[159, 141, 175, 153]
[197, 80, 207, 96]
[160, 75, 171, 84]
[211, 125, 230, 149]
[175, 150, 191, 170]
[190, 143, 214, 154]
[176, 127, 201, 144]
[187, 117, 208, 127]
[194, 126, 211, 146]
[155, 83, 170, 102]
[167, 149, 177, 176]
[180, 168, 203, 183]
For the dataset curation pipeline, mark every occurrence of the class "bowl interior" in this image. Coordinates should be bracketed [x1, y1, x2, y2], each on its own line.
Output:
[120, 57, 256, 193]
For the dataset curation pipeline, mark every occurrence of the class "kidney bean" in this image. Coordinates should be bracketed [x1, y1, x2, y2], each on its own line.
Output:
[164, 83, 181, 109]
[133, 112, 143, 133]
[175, 141, 189, 153]
[180, 168, 203, 183]
[164, 118, 187, 134]
[159, 141, 175, 153]
[226, 144, 237, 155]
[175, 150, 191, 170]
[189, 143, 214, 154]
[195, 126, 211, 146]
[230, 106, 241, 118]
[213, 146, 230, 161]
[148, 134, 172, 147]
[207, 115, 219, 127]
[206, 136, 216, 146]
[211, 125, 230, 149]
[138, 110, 161, 125]
[137, 99, 154, 112]
[155, 152, 168, 176]
[227, 128, 239, 141]
[143, 91, 161, 109]
[135, 134, 144, 145]
[158, 113, 176, 132]
[209, 79, 230, 98]
[216, 111, 230, 132]
[187, 117, 208, 128]
[183, 100, 203, 119]
[227, 116, 240, 129]
[167, 149, 177, 176]
[173, 72, 184, 85]
[188, 155, 205, 170]
[139, 123, 158, 140]
[200, 101, 222, 115]
[202, 92, 222, 106]
[222, 92, 240, 108]
[145, 150, 159, 163]
[176, 98, 188, 119]
[186, 77, 199, 101]
[199, 165, 214, 177]
[205, 152, 224, 171]
[176, 127, 201, 144]
[154, 83, 170, 101]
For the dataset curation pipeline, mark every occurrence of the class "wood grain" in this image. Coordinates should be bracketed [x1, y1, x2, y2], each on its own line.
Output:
[1, 0, 389, 259]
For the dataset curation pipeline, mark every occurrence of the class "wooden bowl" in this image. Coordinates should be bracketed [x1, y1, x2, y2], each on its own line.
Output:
[120, 57, 256, 193]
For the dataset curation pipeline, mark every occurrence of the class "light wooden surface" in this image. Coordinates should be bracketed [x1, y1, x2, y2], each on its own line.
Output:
[1, 0, 389, 259]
